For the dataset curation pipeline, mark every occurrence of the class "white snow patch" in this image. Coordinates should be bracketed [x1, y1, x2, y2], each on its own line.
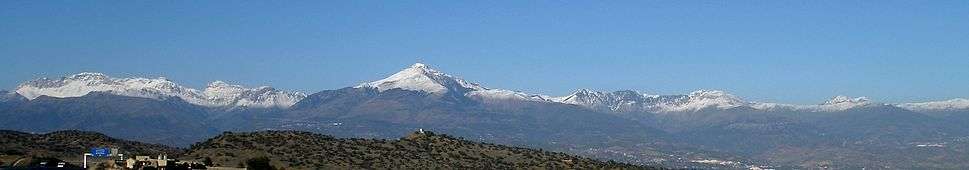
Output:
[466, 89, 552, 102]
[896, 98, 969, 112]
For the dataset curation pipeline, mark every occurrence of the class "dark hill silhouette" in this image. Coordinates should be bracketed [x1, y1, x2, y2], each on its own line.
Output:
[0, 130, 661, 169]
[0, 130, 181, 159]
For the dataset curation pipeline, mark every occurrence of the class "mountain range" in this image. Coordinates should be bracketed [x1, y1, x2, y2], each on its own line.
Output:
[10, 64, 966, 114]
[14, 72, 306, 109]
[3, 63, 969, 169]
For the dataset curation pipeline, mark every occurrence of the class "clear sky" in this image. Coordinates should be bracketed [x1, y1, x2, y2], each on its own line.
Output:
[2, 1, 968, 104]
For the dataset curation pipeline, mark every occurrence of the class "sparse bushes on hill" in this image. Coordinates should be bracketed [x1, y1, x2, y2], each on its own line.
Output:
[183, 130, 660, 169]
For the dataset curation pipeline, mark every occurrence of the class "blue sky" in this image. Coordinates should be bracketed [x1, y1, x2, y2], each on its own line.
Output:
[1, 1, 967, 104]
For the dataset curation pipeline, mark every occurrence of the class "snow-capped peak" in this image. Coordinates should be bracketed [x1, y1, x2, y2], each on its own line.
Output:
[823, 95, 871, 105]
[812, 95, 872, 112]
[356, 63, 485, 94]
[411, 62, 428, 68]
[354, 63, 555, 102]
[15, 72, 305, 109]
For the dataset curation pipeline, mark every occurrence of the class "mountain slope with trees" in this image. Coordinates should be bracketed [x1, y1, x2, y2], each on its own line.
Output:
[0, 130, 181, 159]
[183, 130, 660, 169]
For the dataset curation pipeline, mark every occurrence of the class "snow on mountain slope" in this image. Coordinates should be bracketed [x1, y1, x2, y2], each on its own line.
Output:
[203, 81, 307, 108]
[551, 88, 889, 113]
[356, 63, 485, 94]
[748, 102, 801, 111]
[356, 63, 550, 102]
[14, 72, 305, 108]
[552, 89, 746, 113]
[15, 72, 207, 103]
[466, 89, 552, 102]
[553, 89, 616, 107]
[661, 90, 747, 112]
[815, 96, 873, 112]
[554, 89, 662, 112]
[750, 96, 877, 112]
[895, 98, 969, 112]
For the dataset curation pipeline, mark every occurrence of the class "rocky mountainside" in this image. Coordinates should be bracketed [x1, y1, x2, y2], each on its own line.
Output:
[0, 91, 25, 110]
[0, 90, 24, 102]
[183, 130, 659, 169]
[0, 92, 217, 146]
[284, 86, 669, 157]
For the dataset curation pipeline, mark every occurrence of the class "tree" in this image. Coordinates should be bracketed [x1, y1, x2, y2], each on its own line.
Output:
[246, 157, 275, 170]
[202, 157, 213, 166]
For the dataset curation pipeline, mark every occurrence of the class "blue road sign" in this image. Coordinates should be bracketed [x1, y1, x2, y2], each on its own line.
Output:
[90, 148, 110, 157]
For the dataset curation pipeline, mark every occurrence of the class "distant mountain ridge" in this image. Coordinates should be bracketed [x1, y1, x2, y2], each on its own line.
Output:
[13, 72, 306, 109]
[6, 65, 968, 113]
[896, 98, 969, 112]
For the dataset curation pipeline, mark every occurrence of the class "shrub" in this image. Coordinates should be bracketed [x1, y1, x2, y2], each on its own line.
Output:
[246, 157, 275, 170]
